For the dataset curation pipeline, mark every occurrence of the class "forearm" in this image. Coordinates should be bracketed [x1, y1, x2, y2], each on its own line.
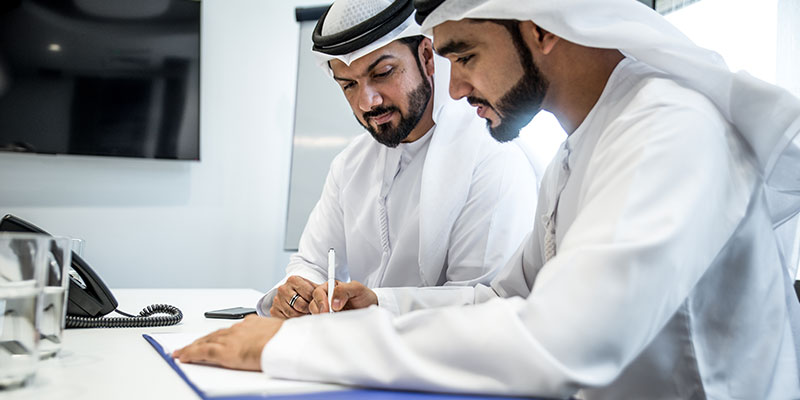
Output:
[261, 299, 580, 398]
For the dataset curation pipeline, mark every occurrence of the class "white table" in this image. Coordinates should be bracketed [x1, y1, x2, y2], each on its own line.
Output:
[3, 288, 264, 400]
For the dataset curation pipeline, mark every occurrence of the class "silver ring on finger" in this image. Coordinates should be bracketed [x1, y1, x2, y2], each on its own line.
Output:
[289, 293, 300, 308]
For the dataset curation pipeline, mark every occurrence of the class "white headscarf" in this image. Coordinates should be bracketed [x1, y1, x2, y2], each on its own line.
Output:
[417, 0, 800, 228]
[313, 0, 425, 70]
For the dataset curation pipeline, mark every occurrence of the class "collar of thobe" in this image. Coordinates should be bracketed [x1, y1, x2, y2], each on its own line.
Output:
[379, 125, 434, 200]
[398, 125, 434, 170]
[414, 0, 800, 228]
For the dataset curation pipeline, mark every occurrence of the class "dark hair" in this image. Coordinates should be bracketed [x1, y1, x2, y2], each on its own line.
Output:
[396, 35, 427, 80]
[397, 35, 426, 55]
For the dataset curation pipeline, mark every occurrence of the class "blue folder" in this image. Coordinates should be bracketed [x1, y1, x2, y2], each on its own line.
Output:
[143, 334, 547, 400]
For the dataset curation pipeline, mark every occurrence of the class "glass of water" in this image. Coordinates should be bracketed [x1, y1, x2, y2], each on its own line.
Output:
[0, 232, 48, 389]
[38, 236, 72, 359]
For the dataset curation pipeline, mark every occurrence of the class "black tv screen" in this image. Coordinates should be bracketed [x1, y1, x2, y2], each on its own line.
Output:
[0, 0, 200, 160]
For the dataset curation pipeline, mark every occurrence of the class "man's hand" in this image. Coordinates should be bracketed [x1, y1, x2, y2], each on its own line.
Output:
[308, 280, 378, 314]
[270, 275, 316, 319]
[172, 315, 283, 371]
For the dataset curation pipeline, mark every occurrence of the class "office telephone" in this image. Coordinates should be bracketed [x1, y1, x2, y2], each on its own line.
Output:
[0, 214, 182, 328]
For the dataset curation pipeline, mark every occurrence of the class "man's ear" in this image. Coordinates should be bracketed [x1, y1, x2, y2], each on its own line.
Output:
[419, 37, 435, 77]
[520, 21, 558, 55]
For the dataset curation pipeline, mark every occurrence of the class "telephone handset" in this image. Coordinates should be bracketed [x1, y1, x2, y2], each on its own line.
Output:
[0, 214, 182, 328]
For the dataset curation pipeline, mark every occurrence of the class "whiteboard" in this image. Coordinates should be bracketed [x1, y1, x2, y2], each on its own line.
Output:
[285, 6, 363, 250]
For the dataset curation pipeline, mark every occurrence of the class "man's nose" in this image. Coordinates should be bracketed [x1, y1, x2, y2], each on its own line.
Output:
[449, 68, 473, 100]
[357, 85, 382, 112]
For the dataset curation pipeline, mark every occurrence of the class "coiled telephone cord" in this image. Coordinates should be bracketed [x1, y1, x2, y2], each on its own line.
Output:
[65, 304, 183, 328]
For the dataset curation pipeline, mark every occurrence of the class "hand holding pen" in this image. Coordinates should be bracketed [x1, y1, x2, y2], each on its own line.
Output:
[308, 280, 378, 314]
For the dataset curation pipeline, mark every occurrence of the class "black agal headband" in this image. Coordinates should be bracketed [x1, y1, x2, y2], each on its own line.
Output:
[312, 0, 415, 56]
[413, 0, 446, 25]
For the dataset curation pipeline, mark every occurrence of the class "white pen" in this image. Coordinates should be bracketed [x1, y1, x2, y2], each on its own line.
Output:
[327, 248, 335, 313]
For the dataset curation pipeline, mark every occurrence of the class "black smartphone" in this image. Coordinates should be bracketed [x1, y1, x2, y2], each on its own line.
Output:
[204, 307, 257, 319]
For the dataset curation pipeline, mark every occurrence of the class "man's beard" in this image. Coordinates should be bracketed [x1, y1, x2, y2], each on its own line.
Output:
[357, 78, 432, 148]
[469, 27, 549, 143]
[489, 61, 548, 142]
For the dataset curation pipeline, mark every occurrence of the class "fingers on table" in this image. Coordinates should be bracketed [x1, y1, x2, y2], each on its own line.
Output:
[173, 329, 229, 363]
[176, 341, 226, 364]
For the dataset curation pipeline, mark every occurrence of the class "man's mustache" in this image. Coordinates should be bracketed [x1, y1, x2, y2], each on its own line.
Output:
[363, 106, 400, 121]
[467, 96, 490, 108]
[467, 96, 498, 115]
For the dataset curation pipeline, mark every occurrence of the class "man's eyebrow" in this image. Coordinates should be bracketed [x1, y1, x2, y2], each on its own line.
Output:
[333, 54, 396, 82]
[366, 54, 395, 73]
[435, 41, 474, 57]
[333, 75, 355, 83]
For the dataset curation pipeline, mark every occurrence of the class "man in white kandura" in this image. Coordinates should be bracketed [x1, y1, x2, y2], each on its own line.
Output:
[176, 1, 800, 398]
[257, 0, 540, 319]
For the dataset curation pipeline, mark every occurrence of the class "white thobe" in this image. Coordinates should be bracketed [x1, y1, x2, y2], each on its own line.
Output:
[259, 59, 800, 399]
[257, 96, 539, 315]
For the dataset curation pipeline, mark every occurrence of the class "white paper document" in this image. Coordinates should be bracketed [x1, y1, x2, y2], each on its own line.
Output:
[146, 331, 350, 398]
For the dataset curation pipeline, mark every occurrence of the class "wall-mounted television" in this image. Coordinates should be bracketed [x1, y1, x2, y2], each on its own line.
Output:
[0, 0, 200, 160]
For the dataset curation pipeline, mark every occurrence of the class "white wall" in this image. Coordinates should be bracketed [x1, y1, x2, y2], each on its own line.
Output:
[0, 0, 324, 291]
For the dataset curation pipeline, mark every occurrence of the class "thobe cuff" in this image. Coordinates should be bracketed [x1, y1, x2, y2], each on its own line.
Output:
[372, 288, 402, 317]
